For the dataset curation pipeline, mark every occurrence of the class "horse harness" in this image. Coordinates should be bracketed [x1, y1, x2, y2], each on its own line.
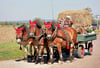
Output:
[56, 28, 70, 46]
[49, 27, 70, 46]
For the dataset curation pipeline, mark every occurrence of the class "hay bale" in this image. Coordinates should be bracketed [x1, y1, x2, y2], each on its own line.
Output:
[57, 10, 92, 28]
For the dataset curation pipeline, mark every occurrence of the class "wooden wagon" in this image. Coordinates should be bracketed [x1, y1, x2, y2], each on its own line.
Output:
[57, 10, 97, 58]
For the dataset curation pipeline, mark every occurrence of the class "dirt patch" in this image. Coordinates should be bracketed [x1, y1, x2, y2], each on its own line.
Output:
[0, 25, 16, 43]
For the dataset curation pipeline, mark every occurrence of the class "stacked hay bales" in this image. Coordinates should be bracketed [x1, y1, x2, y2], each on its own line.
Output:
[57, 10, 92, 32]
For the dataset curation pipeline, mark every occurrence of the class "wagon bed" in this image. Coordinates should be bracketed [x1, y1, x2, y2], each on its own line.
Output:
[77, 33, 97, 42]
[75, 32, 97, 58]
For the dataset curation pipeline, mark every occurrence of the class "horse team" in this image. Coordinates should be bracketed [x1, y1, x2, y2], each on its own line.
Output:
[14, 20, 77, 64]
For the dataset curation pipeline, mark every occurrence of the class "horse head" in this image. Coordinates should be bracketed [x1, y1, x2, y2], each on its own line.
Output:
[44, 21, 56, 39]
[29, 20, 37, 37]
[14, 25, 24, 44]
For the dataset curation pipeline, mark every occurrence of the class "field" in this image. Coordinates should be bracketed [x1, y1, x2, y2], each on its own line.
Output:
[0, 25, 24, 60]
[0, 42, 24, 60]
[0, 25, 16, 43]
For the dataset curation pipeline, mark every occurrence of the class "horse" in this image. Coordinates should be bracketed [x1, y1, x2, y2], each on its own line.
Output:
[28, 20, 45, 63]
[14, 24, 30, 61]
[43, 21, 77, 64]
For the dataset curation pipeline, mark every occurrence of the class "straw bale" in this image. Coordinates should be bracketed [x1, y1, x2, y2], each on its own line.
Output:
[57, 10, 92, 28]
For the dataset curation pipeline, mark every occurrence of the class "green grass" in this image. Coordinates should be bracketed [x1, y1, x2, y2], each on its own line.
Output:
[0, 42, 24, 60]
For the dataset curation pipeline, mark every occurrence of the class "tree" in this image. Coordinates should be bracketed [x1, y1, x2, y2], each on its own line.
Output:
[84, 7, 92, 12]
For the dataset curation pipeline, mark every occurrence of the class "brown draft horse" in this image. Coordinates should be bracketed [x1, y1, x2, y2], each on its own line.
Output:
[44, 21, 77, 64]
[14, 24, 29, 61]
[28, 20, 44, 63]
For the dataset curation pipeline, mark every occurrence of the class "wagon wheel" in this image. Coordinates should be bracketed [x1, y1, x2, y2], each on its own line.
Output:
[88, 43, 93, 55]
[77, 45, 84, 58]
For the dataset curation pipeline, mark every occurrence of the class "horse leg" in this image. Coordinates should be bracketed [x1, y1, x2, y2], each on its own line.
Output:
[57, 43, 63, 64]
[69, 42, 74, 62]
[39, 45, 44, 64]
[34, 45, 39, 64]
[32, 45, 36, 62]
[27, 43, 33, 57]
[48, 46, 53, 64]
[27, 43, 32, 62]
[23, 45, 28, 61]
[30, 43, 34, 56]
[46, 46, 50, 63]
[29, 43, 36, 62]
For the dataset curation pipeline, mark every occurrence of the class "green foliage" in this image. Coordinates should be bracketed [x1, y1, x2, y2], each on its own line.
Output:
[0, 22, 28, 26]
[98, 20, 100, 24]
[0, 42, 24, 60]
[84, 7, 92, 12]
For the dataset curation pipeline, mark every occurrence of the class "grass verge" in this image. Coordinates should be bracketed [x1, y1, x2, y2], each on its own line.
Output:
[0, 42, 24, 60]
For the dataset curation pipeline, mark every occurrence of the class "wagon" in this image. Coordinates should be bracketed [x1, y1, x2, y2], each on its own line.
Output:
[75, 32, 97, 58]
[57, 10, 97, 58]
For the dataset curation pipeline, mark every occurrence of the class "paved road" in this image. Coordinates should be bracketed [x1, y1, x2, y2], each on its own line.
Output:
[0, 34, 100, 68]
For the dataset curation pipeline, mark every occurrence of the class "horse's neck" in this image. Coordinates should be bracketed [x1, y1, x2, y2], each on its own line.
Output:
[22, 28, 28, 38]
[35, 27, 41, 36]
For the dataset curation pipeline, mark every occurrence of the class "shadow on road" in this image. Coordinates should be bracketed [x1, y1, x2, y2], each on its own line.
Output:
[15, 58, 25, 62]
[15, 49, 90, 64]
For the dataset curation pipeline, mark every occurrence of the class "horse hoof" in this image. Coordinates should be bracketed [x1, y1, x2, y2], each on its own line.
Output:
[48, 62, 52, 64]
[66, 60, 70, 63]
[58, 61, 63, 64]
[67, 56, 74, 62]
[32, 59, 35, 62]
[35, 61, 38, 64]
[48, 63, 51, 64]
[24, 58, 27, 62]
[24, 60, 27, 62]
[40, 62, 44, 64]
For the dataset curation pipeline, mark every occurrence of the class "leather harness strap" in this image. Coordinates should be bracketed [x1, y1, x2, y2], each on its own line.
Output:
[57, 28, 70, 46]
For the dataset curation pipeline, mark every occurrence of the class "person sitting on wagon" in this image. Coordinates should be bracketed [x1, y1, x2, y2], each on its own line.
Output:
[63, 16, 73, 27]
[58, 19, 64, 27]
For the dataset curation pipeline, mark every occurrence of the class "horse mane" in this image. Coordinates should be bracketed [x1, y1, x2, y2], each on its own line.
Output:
[18, 24, 29, 34]
[24, 24, 29, 34]
[50, 23, 55, 31]
[36, 22, 42, 28]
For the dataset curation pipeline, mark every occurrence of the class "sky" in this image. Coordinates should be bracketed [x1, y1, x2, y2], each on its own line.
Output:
[0, 0, 100, 21]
